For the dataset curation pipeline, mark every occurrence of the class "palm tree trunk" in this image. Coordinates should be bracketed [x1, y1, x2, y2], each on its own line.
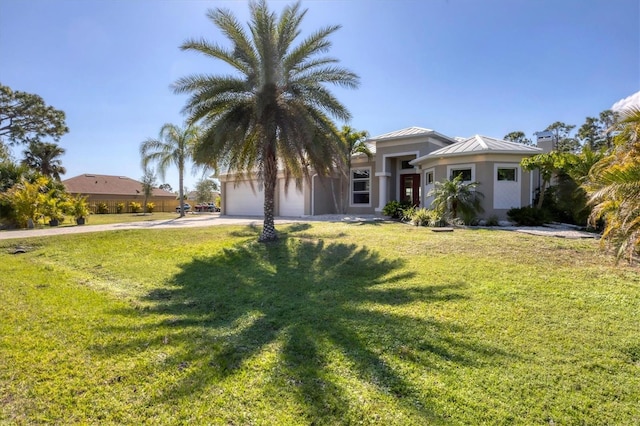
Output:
[178, 166, 185, 218]
[330, 179, 340, 214]
[260, 149, 278, 242]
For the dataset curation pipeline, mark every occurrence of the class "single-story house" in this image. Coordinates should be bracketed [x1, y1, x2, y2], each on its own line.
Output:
[218, 126, 544, 220]
[63, 174, 179, 213]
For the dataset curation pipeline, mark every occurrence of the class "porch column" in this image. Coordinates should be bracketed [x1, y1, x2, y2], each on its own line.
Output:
[375, 172, 391, 212]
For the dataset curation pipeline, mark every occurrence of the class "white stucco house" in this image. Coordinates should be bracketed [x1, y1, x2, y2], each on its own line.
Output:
[218, 126, 544, 220]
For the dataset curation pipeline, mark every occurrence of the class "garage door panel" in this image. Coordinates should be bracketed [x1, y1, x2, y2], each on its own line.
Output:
[279, 184, 304, 217]
[225, 182, 264, 216]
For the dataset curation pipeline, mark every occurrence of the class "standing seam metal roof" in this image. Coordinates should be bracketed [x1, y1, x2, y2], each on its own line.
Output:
[371, 126, 435, 140]
[426, 135, 542, 156]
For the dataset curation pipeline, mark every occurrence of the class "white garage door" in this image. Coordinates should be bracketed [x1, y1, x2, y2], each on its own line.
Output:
[225, 181, 264, 216]
[278, 183, 305, 217]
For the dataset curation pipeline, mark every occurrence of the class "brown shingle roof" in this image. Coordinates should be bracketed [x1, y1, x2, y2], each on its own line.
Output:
[63, 174, 176, 198]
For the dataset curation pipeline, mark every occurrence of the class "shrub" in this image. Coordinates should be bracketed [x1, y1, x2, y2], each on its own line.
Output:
[485, 215, 500, 227]
[129, 201, 142, 213]
[401, 205, 417, 222]
[97, 202, 109, 214]
[70, 195, 90, 219]
[507, 206, 549, 226]
[404, 208, 447, 227]
[382, 200, 412, 219]
[116, 202, 125, 214]
[146, 202, 155, 213]
[410, 208, 432, 226]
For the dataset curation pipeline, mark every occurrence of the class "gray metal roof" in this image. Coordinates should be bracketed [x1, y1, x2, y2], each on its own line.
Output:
[411, 135, 542, 164]
[369, 126, 458, 148]
[430, 135, 541, 155]
[371, 126, 434, 140]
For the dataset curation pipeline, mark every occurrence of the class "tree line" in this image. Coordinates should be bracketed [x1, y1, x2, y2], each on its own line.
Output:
[504, 110, 619, 153]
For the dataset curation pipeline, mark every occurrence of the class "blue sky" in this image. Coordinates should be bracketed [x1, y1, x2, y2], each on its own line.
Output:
[1, 0, 638, 191]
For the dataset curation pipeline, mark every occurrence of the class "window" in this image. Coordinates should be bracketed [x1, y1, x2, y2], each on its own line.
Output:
[449, 168, 472, 181]
[351, 168, 370, 205]
[497, 167, 517, 182]
[447, 164, 475, 183]
[425, 170, 434, 185]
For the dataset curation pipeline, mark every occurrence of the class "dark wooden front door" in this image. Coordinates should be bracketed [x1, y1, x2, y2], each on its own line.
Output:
[400, 174, 421, 206]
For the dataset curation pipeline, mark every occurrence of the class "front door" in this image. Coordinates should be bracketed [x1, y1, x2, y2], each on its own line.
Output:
[400, 174, 421, 206]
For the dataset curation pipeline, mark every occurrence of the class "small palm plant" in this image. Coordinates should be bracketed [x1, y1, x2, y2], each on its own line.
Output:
[71, 195, 90, 224]
[428, 174, 484, 225]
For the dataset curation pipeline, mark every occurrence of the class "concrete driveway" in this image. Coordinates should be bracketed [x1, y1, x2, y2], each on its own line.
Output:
[0, 214, 275, 241]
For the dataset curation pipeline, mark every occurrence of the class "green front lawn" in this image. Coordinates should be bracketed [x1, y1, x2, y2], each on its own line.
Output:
[1, 223, 638, 424]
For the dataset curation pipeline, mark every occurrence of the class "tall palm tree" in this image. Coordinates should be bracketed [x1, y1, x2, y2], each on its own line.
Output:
[173, 0, 359, 242]
[21, 141, 66, 180]
[428, 174, 484, 224]
[140, 123, 199, 218]
[584, 107, 640, 262]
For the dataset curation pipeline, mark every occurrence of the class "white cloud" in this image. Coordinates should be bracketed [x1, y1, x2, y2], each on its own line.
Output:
[611, 90, 640, 112]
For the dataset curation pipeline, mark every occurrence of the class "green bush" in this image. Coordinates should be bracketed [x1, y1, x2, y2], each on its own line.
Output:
[129, 201, 142, 213]
[507, 206, 549, 226]
[116, 202, 125, 214]
[146, 202, 155, 213]
[404, 208, 447, 227]
[486, 215, 500, 226]
[382, 200, 412, 219]
[97, 202, 109, 214]
[401, 205, 416, 222]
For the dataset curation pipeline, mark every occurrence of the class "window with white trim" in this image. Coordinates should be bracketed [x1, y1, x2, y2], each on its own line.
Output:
[351, 167, 371, 205]
[497, 167, 518, 181]
[425, 170, 434, 185]
[447, 164, 475, 182]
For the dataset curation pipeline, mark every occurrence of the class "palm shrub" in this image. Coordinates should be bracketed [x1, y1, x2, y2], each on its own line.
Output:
[70, 195, 90, 220]
[97, 203, 109, 214]
[401, 205, 417, 222]
[2, 177, 49, 227]
[129, 202, 142, 213]
[584, 106, 640, 262]
[428, 175, 484, 225]
[408, 208, 445, 227]
[41, 195, 68, 224]
[146, 202, 155, 213]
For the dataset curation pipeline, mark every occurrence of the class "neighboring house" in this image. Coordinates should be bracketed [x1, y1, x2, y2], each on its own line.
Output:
[219, 126, 544, 219]
[63, 174, 178, 213]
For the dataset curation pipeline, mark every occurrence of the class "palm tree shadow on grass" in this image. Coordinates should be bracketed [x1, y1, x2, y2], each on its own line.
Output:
[99, 227, 508, 422]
